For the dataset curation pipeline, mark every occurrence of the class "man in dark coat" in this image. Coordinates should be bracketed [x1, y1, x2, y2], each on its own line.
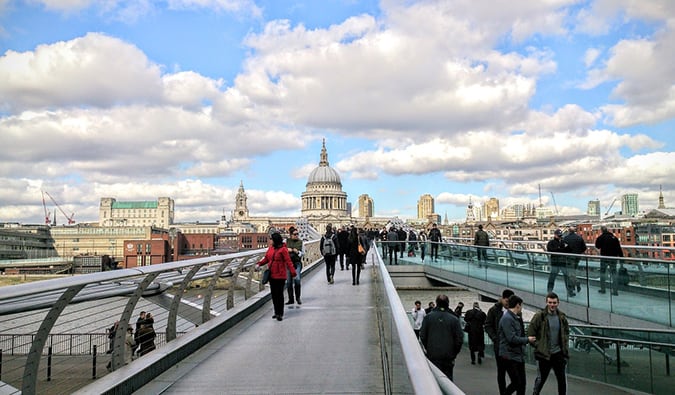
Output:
[485, 289, 514, 395]
[595, 226, 624, 295]
[464, 302, 487, 365]
[563, 226, 587, 293]
[474, 224, 490, 267]
[420, 294, 463, 381]
[336, 226, 349, 270]
[546, 229, 573, 296]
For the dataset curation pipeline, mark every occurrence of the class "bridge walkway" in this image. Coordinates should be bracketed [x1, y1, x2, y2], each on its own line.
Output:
[134, 259, 633, 395]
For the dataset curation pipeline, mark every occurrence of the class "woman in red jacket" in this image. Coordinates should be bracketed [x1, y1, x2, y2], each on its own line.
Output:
[257, 232, 297, 321]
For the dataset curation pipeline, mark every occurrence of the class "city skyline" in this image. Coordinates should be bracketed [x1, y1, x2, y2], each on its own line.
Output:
[1, 1, 674, 225]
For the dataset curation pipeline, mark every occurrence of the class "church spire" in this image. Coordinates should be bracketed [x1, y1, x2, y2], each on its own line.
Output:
[319, 138, 329, 167]
[658, 185, 666, 209]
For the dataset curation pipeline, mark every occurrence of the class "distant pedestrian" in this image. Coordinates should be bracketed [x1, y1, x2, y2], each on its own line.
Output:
[499, 295, 536, 395]
[257, 232, 297, 321]
[387, 227, 399, 265]
[106, 321, 118, 354]
[137, 322, 156, 356]
[379, 227, 388, 258]
[428, 223, 442, 261]
[420, 294, 463, 381]
[418, 230, 428, 263]
[425, 301, 435, 314]
[454, 301, 464, 318]
[464, 302, 487, 365]
[407, 229, 418, 257]
[528, 292, 570, 395]
[485, 289, 515, 395]
[411, 300, 426, 339]
[474, 224, 490, 267]
[546, 229, 573, 296]
[563, 226, 587, 293]
[133, 311, 145, 355]
[337, 226, 349, 270]
[124, 327, 135, 364]
[320, 225, 339, 284]
[397, 227, 407, 258]
[285, 226, 303, 305]
[348, 227, 364, 285]
[595, 226, 623, 296]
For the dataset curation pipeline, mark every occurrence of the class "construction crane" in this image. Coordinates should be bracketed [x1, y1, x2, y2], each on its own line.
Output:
[605, 198, 617, 216]
[550, 192, 559, 215]
[41, 191, 52, 225]
[43, 190, 76, 225]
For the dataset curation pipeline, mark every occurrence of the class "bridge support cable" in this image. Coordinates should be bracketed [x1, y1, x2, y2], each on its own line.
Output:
[22, 284, 85, 395]
[167, 264, 207, 342]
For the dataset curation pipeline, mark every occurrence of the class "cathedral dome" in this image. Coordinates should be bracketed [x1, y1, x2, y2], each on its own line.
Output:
[306, 140, 342, 186]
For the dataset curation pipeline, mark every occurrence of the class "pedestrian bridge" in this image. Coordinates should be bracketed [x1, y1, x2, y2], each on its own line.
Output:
[0, 239, 672, 394]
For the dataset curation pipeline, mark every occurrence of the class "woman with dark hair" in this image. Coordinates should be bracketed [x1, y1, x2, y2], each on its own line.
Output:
[348, 227, 364, 285]
[257, 232, 297, 321]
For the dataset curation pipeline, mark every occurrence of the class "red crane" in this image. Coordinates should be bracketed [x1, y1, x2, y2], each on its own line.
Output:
[43, 190, 76, 225]
[41, 191, 51, 225]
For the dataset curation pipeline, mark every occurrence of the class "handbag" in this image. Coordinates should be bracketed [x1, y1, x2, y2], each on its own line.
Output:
[358, 243, 366, 255]
[261, 268, 270, 284]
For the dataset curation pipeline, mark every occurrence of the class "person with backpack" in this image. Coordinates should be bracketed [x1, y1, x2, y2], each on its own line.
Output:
[320, 224, 339, 284]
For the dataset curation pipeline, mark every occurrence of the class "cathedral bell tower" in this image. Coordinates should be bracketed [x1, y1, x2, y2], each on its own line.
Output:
[234, 181, 249, 220]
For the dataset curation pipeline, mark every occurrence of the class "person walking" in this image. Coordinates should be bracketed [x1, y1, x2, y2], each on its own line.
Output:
[485, 289, 515, 395]
[563, 226, 587, 293]
[499, 295, 537, 395]
[474, 224, 490, 267]
[337, 226, 349, 270]
[412, 300, 426, 339]
[418, 230, 428, 263]
[454, 301, 465, 318]
[137, 320, 156, 356]
[124, 327, 135, 364]
[546, 229, 573, 296]
[320, 224, 339, 284]
[464, 302, 487, 365]
[595, 226, 623, 296]
[428, 223, 442, 262]
[387, 226, 399, 265]
[397, 227, 407, 258]
[528, 292, 570, 395]
[348, 226, 364, 285]
[419, 294, 464, 381]
[285, 226, 303, 305]
[257, 232, 297, 321]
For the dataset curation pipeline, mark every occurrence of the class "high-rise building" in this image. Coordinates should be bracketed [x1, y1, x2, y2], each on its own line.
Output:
[99, 197, 174, 228]
[587, 199, 601, 217]
[621, 193, 639, 216]
[417, 194, 435, 219]
[358, 194, 374, 217]
[484, 198, 500, 220]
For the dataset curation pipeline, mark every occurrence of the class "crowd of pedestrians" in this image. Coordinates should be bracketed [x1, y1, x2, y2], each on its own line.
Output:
[106, 310, 156, 371]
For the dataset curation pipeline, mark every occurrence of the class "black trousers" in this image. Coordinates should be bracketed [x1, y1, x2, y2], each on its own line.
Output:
[430, 243, 439, 260]
[503, 358, 526, 395]
[324, 255, 336, 281]
[533, 352, 567, 395]
[269, 278, 286, 317]
[429, 358, 455, 381]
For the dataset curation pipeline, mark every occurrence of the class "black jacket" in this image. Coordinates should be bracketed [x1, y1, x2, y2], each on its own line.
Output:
[595, 232, 623, 257]
[420, 307, 463, 361]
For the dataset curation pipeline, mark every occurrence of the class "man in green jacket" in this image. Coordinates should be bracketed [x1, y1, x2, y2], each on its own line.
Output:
[527, 292, 570, 395]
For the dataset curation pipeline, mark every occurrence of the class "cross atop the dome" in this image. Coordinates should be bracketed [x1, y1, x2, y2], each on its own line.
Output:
[319, 138, 329, 167]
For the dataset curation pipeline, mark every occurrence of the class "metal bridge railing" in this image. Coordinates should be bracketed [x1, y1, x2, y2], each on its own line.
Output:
[0, 240, 321, 395]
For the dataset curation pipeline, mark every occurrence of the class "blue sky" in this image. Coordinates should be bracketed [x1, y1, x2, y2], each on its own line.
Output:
[1, 0, 674, 225]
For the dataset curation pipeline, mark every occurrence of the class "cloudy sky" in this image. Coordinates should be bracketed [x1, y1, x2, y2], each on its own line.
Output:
[1, 0, 674, 225]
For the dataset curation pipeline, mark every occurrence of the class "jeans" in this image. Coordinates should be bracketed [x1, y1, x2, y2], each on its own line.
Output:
[388, 246, 398, 264]
[324, 255, 336, 282]
[430, 243, 439, 260]
[599, 259, 618, 291]
[547, 262, 571, 293]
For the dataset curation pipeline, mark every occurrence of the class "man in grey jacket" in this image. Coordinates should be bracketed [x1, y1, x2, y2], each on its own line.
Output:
[499, 295, 536, 395]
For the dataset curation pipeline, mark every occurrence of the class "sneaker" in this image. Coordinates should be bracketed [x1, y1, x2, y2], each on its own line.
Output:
[329, 276, 334, 284]
[285, 301, 294, 305]
[576, 284, 582, 292]
[276, 316, 283, 321]
[297, 299, 302, 305]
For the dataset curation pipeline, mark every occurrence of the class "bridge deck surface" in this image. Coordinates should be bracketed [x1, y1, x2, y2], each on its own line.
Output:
[135, 261, 635, 395]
